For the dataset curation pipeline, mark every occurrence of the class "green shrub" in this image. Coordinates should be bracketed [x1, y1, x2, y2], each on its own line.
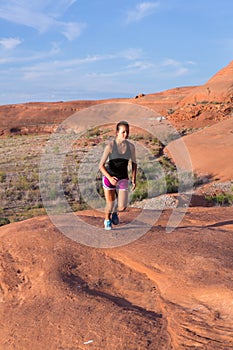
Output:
[130, 134, 144, 141]
[85, 126, 102, 138]
[165, 173, 179, 193]
[158, 156, 176, 172]
[0, 217, 10, 226]
[16, 175, 30, 190]
[130, 180, 148, 202]
[205, 193, 233, 206]
[0, 171, 6, 182]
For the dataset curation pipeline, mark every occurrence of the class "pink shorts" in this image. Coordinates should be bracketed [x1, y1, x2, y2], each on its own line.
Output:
[102, 176, 128, 191]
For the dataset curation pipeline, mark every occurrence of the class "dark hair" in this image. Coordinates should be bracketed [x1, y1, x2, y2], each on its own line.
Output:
[116, 120, 129, 132]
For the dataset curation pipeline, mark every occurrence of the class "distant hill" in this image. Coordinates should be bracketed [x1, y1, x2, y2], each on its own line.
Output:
[0, 60, 232, 136]
[180, 60, 233, 105]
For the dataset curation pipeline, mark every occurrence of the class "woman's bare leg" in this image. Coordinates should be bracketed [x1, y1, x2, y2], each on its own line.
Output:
[103, 188, 116, 220]
[116, 189, 128, 212]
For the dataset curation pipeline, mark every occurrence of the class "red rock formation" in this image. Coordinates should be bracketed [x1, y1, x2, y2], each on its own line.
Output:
[180, 60, 233, 105]
[0, 207, 233, 349]
[1, 61, 232, 135]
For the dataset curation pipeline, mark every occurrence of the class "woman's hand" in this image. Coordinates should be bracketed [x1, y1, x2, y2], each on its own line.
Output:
[131, 180, 136, 191]
[109, 176, 118, 186]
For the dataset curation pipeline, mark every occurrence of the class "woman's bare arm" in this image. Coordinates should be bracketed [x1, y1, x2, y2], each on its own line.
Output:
[130, 142, 137, 190]
[99, 142, 118, 186]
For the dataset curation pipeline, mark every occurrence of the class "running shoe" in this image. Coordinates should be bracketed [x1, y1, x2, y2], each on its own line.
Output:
[111, 212, 119, 225]
[104, 219, 112, 230]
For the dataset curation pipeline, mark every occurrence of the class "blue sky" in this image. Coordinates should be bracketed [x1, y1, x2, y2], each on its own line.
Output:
[0, 0, 233, 105]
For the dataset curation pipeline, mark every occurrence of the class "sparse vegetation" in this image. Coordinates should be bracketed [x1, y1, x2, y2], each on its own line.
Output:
[0, 125, 210, 224]
[205, 192, 233, 206]
[130, 134, 144, 141]
[0, 171, 6, 182]
[0, 217, 10, 226]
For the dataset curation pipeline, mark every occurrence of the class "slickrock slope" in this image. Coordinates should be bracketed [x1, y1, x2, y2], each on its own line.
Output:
[132, 86, 196, 115]
[165, 117, 233, 181]
[1, 207, 233, 349]
[168, 61, 233, 128]
[0, 214, 169, 350]
[180, 60, 233, 105]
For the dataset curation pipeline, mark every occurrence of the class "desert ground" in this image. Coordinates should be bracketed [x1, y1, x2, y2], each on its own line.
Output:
[0, 61, 233, 349]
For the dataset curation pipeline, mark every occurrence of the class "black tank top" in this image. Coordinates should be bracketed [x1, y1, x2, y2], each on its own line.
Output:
[108, 140, 131, 179]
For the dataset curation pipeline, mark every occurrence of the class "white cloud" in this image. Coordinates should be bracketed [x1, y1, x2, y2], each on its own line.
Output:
[160, 58, 190, 77]
[19, 46, 180, 88]
[62, 22, 87, 41]
[0, 42, 60, 64]
[0, 0, 84, 40]
[21, 49, 147, 79]
[186, 60, 197, 65]
[21, 54, 113, 80]
[126, 1, 160, 23]
[161, 58, 180, 67]
[48, 0, 78, 17]
[0, 37, 22, 49]
[121, 48, 144, 60]
[87, 60, 154, 79]
[127, 61, 154, 70]
[0, 1, 54, 32]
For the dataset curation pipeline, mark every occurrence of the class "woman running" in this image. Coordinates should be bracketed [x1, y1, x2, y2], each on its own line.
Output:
[99, 120, 137, 230]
